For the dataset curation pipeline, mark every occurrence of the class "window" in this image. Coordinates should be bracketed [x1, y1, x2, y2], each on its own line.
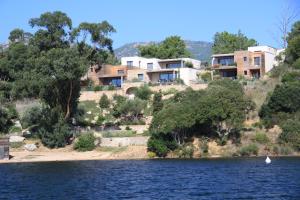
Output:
[117, 70, 124, 75]
[147, 63, 153, 70]
[166, 62, 181, 69]
[244, 70, 247, 75]
[159, 73, 177, 82]
[218, 56, 234, 66]
[254, 57, 261, 66]
[138, 74, 144, 81]
[127, 61, 133, 67]
[243, 57, 247, 62]
[110, 78, 122, 87]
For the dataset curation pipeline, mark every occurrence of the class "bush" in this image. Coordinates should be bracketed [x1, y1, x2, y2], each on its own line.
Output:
[8, 126, 22, 133]
[21, 106, 44, 129]
[147, 151, 156, 158]
[185, 61, 193, 68]
[147, 137, 169, 157]
[279, 119, 300, 150]
[239, 143, 259, 156]
[282, 71, 300, 83]
[175, 143, 194, 158]
[107, 85, 115, 90]
[99, 94, 110, 109]
[39, 119, 73, 148]
[93, 85, 103, 91]
[253, 132, 270, 144]
[125, 126, 131, 130]
[134, 85, 152, 100]
[200, 72, 212, 82]
[0, 106, 14, 133]
[147, 134, 177, 157]
[74, 133, 96, 151]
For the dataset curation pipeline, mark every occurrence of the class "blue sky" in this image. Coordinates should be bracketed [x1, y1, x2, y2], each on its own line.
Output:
[0, 0, 299, 48]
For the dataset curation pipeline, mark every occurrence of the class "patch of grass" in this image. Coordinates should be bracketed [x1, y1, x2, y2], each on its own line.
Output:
[239, 143, 259, 156]
[78, 101, 101, 122]
[253, 132, 270, 144]
[97, 146, 127, 153]
[101, 130, 136, 138]
[10, 142, 23, 148]
[162, 88, 178, 95]
[8, 126, 22, 133]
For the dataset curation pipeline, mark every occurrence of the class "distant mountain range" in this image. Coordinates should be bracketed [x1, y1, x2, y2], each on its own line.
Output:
[114, 40, 213, 62]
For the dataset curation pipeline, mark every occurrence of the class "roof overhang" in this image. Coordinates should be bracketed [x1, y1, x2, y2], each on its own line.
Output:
[211, 53, 234, 57]
[146, 69, 177, 73]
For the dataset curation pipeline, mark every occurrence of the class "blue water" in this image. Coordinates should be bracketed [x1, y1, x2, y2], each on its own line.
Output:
[0, 157, 300, 199]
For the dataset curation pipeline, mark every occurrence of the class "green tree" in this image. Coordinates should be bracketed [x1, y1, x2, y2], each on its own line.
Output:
[212, 30, 258, 54]
[29, 11, 72, 51]
[0, 106, 13, 133]
[99, 94, 110, 109]
[279, 119, 300, 150]
[8, 28, 32, 43]
[285, 21, 300, 68]
[152, 91, 163, 113]
[116, 99, 146, 122]
[139, 36, 191, 59]
[37, 47, 87, 120]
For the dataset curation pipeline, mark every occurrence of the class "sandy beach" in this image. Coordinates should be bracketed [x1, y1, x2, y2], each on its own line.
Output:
[0, 145, 148, 164]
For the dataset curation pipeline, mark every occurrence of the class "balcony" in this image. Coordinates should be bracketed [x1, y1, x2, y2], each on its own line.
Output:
[213, 63, 237, 69]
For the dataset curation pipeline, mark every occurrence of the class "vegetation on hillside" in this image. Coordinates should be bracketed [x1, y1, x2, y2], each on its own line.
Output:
[0, 11, 115, 147]
[138, 36, 191, 59]
[212, 30, 258, 54]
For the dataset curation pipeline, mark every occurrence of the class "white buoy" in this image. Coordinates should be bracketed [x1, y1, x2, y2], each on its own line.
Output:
[265, 156, 271, 164]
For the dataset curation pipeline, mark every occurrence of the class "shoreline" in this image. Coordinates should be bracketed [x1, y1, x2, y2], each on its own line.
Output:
[1, 149, 299, 164]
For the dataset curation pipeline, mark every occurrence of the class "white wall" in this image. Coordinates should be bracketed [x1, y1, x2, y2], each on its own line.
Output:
[121, 57, 202, 70]
[179, 68, 200, 86]
[264, 52, 276, 73]
[121, 57, 160, 70]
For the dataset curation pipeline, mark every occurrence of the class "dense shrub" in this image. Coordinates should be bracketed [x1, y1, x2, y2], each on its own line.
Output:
[147, 137, 169, 157]
[239, 143, 259, 156]
[259, 82, 300, 127]
[74, 133, 96, 151]
[0, 106, 13, 133]
[152, 92, 163, 113]
[200, 72, 212, 82]
[134, 85, 152, 100]
[39, 118, 73, 148]
[279, 119, 300, 150]
[21, 106, 44, 129]
[99, 94, 110, 109]
[147, 134, 177, 157]
[185, 61, 193, 68]
[282, 71, 300, 83]
[93, 85, 103, 91]
[253, 132, 270, 144]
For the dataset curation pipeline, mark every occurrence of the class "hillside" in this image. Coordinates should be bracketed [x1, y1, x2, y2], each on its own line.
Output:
[114, 40, 212, 61]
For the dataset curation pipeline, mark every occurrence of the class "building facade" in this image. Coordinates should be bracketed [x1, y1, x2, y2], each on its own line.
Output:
[211, 46, 283, 79]
[83, 57, 203, 87]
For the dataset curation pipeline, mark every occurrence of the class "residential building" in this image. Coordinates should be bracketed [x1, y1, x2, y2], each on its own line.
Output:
[211, 46, 283, 79]
[121, 56, 202, 85]
[82, 57, 204, 87]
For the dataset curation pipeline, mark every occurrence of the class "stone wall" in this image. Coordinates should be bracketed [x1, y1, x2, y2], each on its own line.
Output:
[100, 136, 149, 147]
